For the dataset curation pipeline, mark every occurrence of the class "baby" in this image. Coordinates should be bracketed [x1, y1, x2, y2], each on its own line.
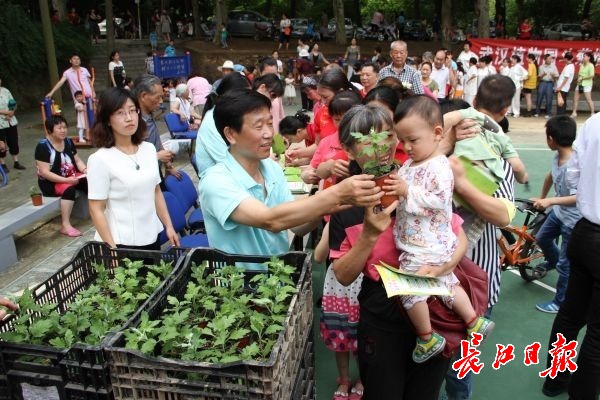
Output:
[388, 95, 494, 363]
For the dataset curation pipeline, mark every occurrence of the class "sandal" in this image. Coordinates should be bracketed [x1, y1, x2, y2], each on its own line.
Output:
[60, 227, 82, 237]
[333, 376, 350, 400]
[349, 380, 364, 400]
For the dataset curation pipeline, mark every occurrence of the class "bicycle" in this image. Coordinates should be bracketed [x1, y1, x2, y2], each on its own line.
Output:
[497, 198, 548, 282]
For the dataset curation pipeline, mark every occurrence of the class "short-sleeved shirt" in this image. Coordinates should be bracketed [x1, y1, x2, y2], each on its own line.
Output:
[199, 152, 294, 269]
[378, 63, 425, 94]
[523, 62, 538, 89]
[87, 142, 163, 246]
[142, 113, 162, 151]
[313, 105, 337, 140]
[0, 87, 17, 129]
[551, 154, 581, 228]
[63, 67, 93, 100]
[578, 62, 594, 88]
[195, 108, 227, 178]
[557, 63, 575, 91]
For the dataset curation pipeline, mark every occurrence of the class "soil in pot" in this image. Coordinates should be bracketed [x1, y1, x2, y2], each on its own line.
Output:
[31, 194, 43, 206]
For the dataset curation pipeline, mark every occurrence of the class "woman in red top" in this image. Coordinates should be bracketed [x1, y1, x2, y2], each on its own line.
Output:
[286, 68, 356, 164]
[519, 18, 532, 40]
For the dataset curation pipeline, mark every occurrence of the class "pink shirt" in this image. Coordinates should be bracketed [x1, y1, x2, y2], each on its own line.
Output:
[63, 67, 93, 100]
[310, 133, 343, 168]
[271, 97, 285, 133]
[187, 76, 212, 106]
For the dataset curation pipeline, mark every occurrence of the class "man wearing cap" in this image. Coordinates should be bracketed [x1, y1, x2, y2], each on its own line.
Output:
[212, 60, 235, 91]
[378, 40, 424, 94]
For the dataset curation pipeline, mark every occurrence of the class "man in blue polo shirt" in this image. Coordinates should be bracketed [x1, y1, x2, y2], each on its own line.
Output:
[199, 89, 382, 267]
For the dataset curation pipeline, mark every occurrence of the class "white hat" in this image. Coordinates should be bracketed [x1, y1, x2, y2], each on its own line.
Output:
[217, 60, 235, 71]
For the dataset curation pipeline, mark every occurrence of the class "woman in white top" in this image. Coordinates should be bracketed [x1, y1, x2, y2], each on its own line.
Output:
[171, 83, 202, 129]
[87, 88, 179, 250]
[108, 50, 125, 88]
[509, 54, 528, 118]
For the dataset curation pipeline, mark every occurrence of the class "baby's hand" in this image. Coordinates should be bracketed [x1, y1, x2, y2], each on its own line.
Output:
[382, 172, 408, 198]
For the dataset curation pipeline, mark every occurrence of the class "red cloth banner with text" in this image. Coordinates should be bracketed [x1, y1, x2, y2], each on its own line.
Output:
[469, 38, 600, 74]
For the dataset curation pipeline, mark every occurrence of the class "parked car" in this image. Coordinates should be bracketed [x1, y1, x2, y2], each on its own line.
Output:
[98, 18, 123, 37]
[328, 18, 354, 39]
[227, 10, 273, 38]
[290, 18, 308, 38]
[543, 23, 582, 40]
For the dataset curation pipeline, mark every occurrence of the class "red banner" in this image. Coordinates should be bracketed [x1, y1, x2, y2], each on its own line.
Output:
[469, 38, 600, 74]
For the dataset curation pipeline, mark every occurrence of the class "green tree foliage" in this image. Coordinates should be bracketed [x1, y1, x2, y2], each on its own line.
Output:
[0, 1, 91, 106]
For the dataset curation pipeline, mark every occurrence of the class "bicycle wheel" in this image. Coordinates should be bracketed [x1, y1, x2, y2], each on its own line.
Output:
[516, 240, 545, 282]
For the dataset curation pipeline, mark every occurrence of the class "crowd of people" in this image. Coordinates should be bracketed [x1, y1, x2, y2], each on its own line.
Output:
[0, 33, 599, 400]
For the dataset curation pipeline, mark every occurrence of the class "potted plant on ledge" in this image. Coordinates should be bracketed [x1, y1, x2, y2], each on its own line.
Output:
[29, 186, 43, 206]
[351, 127, 397, 207]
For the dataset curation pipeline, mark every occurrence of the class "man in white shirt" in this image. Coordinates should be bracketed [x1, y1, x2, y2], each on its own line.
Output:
[431, 49, 450, 100]
[555, 52, 575, 115]
[541, 112, 600, 399]
[535, 54, 560, 118]
[457, 41, 478, 69]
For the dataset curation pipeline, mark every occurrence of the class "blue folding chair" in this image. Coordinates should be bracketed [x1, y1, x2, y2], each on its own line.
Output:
[164, 170, 205, 232]
[164, 113, 198, 140]
[160, 191, 209, 248]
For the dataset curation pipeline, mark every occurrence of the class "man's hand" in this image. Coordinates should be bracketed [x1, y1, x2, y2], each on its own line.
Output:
[157, 149, 173, 163]
[335, 174, 382, 207]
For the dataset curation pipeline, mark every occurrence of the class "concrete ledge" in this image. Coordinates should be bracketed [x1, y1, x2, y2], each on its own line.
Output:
[0, 197, 61, 272]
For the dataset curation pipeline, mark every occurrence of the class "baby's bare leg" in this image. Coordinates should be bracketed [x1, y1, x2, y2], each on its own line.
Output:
[406, 301, 433, 340]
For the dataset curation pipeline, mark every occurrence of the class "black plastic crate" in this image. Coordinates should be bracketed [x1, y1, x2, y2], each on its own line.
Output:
[0, 241, 188, 400]
[106, 248, 314, 400]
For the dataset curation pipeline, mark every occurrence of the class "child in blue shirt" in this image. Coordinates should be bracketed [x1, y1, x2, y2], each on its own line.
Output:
[532, 115, 581, 313]
[149, 30, 158, 51]
[220, 24, 228, 48]
[164, 40, 175, 57]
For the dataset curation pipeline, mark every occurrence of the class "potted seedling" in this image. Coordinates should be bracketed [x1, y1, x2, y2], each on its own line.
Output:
[351, 127, 397, 207]
[29, 186, 43, 206]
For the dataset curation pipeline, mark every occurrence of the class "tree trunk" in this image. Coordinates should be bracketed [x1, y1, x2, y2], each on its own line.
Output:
[264, 0, 273, 18]
[212, 0, 228, 46]
[495, 0, 506, 38]
[40, 0, 61, 106]
[515, 0, 524, 25]
[191, 0, 200, 38]
[333, 0, 347, 46]
[582, 0, 592, 18]
[440, 0, 451, 48]
[475, 0, 489, 38]
[106, 0, 115, 57]
[354, 0, 361, 26]
[414, 0, 421, 20]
